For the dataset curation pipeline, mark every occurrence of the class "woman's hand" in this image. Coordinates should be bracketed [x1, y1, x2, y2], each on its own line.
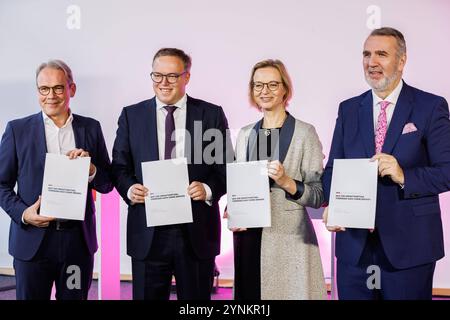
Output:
[223, 208, 247, 232]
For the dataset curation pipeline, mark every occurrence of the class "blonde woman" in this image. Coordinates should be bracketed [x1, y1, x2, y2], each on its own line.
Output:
[230, 59, 326, 300]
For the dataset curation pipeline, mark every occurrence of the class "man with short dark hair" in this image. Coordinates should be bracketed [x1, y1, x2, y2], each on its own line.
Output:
[0, 59, 113, 300]
[112, 48, 232, 300]
[323, 27, 450, 299]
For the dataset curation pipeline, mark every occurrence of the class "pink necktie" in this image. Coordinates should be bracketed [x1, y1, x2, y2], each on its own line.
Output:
[375, 101, 390, 154]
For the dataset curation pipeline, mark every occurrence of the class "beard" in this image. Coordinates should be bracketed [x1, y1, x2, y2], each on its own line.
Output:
[365, 68, 401, 92]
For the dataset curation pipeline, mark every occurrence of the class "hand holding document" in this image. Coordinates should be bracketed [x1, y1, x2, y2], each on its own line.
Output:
[141, 158, 193, 227]
[226, 160, 271, 229]
[40, 153, 90, 220]
[327, 159, 378, 229]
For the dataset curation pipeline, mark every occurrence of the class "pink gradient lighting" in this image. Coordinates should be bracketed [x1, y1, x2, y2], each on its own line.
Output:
[100, 189, 121, 299]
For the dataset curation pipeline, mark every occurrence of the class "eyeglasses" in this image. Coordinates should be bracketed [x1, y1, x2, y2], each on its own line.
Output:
[37, 85, 65, 96]
[150, 71, 187, 84]
[252, 81, 282, 92]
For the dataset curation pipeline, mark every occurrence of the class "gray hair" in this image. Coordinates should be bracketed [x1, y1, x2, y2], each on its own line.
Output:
[36, 59, 74, 84]
[369, 27, 407, 57]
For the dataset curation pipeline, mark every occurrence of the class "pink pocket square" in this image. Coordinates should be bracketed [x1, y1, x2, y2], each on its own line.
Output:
[402, 122, 417, 134]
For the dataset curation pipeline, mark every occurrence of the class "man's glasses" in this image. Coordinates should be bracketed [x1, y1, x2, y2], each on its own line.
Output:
[252, 81, 282, 92]
[150, 72, 187, 84]
[37, 85, 65, 96]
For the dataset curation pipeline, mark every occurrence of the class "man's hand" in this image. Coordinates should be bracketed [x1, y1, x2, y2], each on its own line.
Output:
[322, 207, 346, 232]
[187, 181, 206, 201]
[371, 153, 404, 184]
[223, 208, 247, 232]
[23, 196, 55, 227]
[66, 148, 96, 175]
[130, 184, 149, 204]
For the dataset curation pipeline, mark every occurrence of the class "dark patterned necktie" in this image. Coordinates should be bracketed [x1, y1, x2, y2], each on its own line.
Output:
[164, 106, 177, 159]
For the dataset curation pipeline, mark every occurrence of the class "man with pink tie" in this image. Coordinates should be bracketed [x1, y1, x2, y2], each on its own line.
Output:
[322, 27, 450, 299]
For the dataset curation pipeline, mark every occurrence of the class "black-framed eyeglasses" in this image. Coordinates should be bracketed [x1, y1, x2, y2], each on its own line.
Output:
[37, 85, 66, 96]
[150, 71, 187, 84]
[252, 81, 282, 92]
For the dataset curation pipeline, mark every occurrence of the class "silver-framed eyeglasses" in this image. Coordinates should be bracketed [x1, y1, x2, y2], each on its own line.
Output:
[252, 81, 282, 92]
[150, 71, 187, 84]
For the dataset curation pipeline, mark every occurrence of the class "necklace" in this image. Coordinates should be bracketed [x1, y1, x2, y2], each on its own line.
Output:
[262, 112, 287, 136]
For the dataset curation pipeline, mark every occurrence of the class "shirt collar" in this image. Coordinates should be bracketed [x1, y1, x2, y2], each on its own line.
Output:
[42, 110, 73, 128]
[372, 79, 404, 107]
[156, 94, 187, 111]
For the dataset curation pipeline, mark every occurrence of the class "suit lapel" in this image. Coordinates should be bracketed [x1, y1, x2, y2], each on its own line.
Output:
[33, 112, 47, 170]
[359, 92, 376, 157]
[246, 113, 295, 163]
[246, 119, 263, 161]
[72, 114, 86, 150]
[381, 83, 414, 154]
[277, 113, 295, 163]
[185, 96, 204, 164]
[144, 98, 159, 161]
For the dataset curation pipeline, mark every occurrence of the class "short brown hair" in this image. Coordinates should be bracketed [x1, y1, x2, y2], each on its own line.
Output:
[369, 27, 406, 57]
[248, 59, 293, 110]
[153, 48, 192, 72]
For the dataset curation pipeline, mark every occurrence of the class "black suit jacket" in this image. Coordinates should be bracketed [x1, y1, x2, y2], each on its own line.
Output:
[111, 96, 232, 260]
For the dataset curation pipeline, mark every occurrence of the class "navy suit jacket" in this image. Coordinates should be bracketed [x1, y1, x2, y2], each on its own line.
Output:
[0, 112, 113, 261]
[323, 82, 450, 269]
[111, 96, 232, 260]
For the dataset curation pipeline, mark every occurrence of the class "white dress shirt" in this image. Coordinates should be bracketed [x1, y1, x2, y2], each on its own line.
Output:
[127, 94, 212, 204]
[42, 111, 96, 182]
[156, 94, 188, 160]
[43, 111, 76, 155]
[372, 79, 404, 133]
[22, 111, 96, 223]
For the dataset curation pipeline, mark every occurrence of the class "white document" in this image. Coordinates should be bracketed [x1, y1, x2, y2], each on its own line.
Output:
[227, 160, 271, 228]
[327, 159, 378, 229]
[40, 153, 90, 220]
[141, 158, 193, 227]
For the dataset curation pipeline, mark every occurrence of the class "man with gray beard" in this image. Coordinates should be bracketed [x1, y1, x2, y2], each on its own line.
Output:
[322, 27, 450, 299]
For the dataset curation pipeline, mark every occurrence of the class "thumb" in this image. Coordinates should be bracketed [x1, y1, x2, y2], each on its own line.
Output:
[34, 196, 41, 209]
[322, 207, 328, 223]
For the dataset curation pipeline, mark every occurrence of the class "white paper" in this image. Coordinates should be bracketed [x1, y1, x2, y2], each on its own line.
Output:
[141, 158, 193, 227]
[226, 160, 271, 228]
[40, 153, 90, 220]
[327, 159, 378, 229]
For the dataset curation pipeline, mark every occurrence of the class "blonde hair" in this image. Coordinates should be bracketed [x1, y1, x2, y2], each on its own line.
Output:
[248, 59, 293, 110]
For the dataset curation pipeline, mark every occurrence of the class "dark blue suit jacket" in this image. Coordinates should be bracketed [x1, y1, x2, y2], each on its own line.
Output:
[323, 82, 450, 269]
[111, 96, 232, 260]
[0, 112, 113, 261]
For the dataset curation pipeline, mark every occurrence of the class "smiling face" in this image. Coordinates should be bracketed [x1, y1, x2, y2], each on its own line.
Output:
[252, 67, 287, 112]
[37, 67, 75, 119]
[152, 55, 190, 105]
[363, 35, 406, 98]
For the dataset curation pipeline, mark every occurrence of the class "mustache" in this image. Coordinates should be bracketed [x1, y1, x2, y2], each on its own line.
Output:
[367, 68, 383, 73]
